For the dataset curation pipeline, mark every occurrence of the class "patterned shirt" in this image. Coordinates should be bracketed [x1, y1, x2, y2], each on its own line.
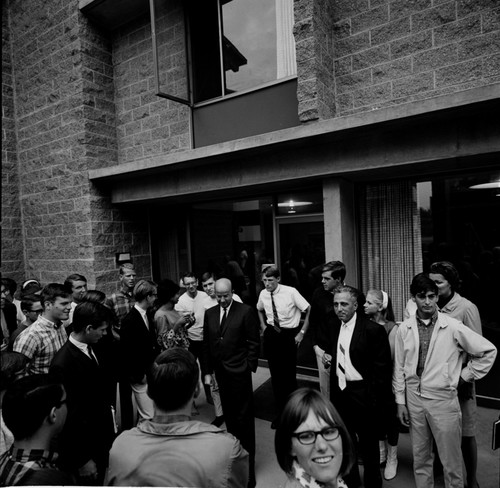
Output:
[13, 316, 67, 375]
[416, 311, 438, 377]
[106, 288, 135, 328]
[0, 447, 73, 486]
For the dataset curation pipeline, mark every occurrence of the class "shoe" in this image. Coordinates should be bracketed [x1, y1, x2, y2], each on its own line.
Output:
[211, 416, 225, 427]
[384, 445, 398, 480]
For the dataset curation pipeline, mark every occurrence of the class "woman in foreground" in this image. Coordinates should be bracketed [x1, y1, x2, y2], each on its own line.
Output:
[275, 388, 355, 488]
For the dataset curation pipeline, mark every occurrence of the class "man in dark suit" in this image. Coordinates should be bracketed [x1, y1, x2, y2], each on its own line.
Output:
[326, 285, 392, 488]
[202, 278, 260, 488]
[50, 301, 116, 484]
[120, 279, 160, 424]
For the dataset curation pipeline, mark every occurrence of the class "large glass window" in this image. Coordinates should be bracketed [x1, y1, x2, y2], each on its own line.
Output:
[189, 0, 296, 103]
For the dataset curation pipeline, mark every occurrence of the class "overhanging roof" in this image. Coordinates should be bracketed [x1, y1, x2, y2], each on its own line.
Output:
[89, 85, 500, 204]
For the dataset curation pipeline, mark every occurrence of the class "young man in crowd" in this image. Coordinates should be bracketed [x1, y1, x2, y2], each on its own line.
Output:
[13, 284, 71, 375]
[9, 295, 43, 347]
[62, 273, 88, 327]
[394, 273, 497, 488]
[0, 374, 74, 486]
[107, 348, 249, 487]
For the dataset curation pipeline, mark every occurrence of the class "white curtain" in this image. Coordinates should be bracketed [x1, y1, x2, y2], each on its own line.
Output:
[360, 181, 423, 321]
[276, 0, 297, 78]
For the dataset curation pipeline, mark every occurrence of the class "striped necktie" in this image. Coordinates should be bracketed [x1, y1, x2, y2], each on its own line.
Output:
[270, 291, 281, 333]
[338, 341, 346, 390]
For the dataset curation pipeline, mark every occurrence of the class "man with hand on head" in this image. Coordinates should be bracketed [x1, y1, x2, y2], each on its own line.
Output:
[202, 278, 260, 488]
[62, 273, 88, 328]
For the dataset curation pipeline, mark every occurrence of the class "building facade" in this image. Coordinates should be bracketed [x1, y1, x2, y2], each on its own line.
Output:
[2, 0, 499, 401]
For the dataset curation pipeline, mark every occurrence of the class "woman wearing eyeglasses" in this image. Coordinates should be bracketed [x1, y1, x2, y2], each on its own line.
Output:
[275, 388, 355, 488]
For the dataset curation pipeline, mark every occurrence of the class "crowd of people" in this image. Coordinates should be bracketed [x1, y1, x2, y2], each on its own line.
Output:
[0, 259, 497, 488]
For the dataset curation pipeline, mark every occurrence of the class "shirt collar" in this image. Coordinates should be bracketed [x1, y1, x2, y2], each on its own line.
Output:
[134, 303, 148, 317]
[416, 310, 438, 328]
[342, 312, 357, 329]
[221, 301, 233, 315]
[37, 315, 60, 329]
[9, 447, 58, 463]
[69, 334, 90, 355]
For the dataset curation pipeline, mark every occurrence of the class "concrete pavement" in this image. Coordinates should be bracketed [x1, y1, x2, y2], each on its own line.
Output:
[195, 367, 499, 488]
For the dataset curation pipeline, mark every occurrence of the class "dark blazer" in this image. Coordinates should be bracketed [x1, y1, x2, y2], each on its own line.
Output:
[120, 307, 160, 384]
[329, 313, 392, 406]
[50, 340, 115, 472]
[202, 301, 260, 376]
[1, 302, 18, 345]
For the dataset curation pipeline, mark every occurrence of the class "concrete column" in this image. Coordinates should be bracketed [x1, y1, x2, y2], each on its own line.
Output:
[323, 178, 360, 288]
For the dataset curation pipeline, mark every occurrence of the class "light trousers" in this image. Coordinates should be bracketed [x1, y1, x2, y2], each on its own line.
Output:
[406, 388, 463, 488]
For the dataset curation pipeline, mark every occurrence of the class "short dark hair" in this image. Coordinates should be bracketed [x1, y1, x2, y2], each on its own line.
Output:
[410, 273, 438, 296]
[263, 266, 280, 279]
[40, 283, 72, 309]
[275, 388, 355, 478]
[81, 289, 106, 304]
[157, 279, 180, 307]
[20, 294, 41, 312]
[429, 261, 460, 291]
[72, 301, 113, 333]
[181, 272, 197, 282]
[333, 285, 359, 303]
[21, 279, 41, 295]
[0, 352, 27, 391]
[1, 278, 17, 295]
[322, 261, 346, 281]
[3, 374, 65, 440]
[63, 274, 87, 291]
[201, 271, 216, 283]
[147, 348, 199, 412]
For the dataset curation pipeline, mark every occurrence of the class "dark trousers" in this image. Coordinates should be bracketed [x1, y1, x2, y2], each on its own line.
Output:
[334, 381, 382, 488]
[189, 339, 212, 402]
[264, 326, 299, 414]
[216, 366, 256, 487]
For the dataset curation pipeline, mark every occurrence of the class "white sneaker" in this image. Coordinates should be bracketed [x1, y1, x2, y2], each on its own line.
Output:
[384, 445, 398, 480]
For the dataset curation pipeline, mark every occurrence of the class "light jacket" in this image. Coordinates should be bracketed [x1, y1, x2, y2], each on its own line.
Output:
[440, 292, 481, 334]
[107, 416, 249, 487]
[393, 312, 497, 403]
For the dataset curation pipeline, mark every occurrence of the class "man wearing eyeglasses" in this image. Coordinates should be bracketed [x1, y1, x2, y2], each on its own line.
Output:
[8, 294, 43, 348]
[120, 279, 160, 423]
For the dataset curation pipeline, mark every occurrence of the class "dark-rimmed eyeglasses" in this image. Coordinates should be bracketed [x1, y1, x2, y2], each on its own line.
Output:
[292, 426, 340, 445]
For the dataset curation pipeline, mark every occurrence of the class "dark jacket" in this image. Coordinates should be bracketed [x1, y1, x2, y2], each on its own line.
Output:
[50, 340, 115, 472]
[202, 301, 260, 376]
[120, 307, 160, 384]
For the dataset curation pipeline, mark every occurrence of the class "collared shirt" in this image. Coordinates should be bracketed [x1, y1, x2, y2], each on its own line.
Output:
[69, 334, 95, 361]
[203, 294, 242, 310]
[106, 287, 135, 327]
[336, 312, 363, 381]
[13, 315, 67, 375]
[134, 304, 149, 329]
[416, 311, 438, 377]
[0, 447, 72, 486]
[257, 284, 309, 329]
[175, 290, 209, 341]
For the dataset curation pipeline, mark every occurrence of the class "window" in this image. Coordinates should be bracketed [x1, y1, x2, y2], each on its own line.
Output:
[188, 0, 296, 103]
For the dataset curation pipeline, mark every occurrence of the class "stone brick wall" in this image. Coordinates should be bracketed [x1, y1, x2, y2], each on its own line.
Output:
[331, 0, 500, 116]
[112, 0, 191, 165]
[5, 0, 151, 292]
[295, 0, 336, 122]
[1, 2, 24, 283]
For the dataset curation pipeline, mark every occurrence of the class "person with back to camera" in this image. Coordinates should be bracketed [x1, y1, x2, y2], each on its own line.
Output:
[364, 289, 399, 480]
[275, 387, 355, 488]
[107, 347, 249, 487]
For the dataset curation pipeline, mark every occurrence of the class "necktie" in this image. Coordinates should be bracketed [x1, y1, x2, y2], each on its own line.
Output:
[338, 341, 346, 390]
[270, 292, 281, 333]
[220, 308, 227, 332]
[88, 345, 98, 365]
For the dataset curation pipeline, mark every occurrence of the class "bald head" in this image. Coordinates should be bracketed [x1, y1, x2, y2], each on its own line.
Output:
[215, 279, 233, 309]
